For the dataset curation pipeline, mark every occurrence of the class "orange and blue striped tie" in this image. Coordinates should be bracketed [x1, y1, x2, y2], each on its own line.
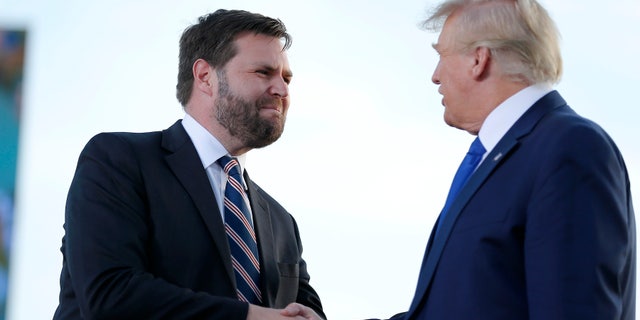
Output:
[218, 156, 262, 304]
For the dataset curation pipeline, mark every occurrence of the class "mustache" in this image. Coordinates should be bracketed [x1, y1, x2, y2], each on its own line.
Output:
[256, 96, 283, 109]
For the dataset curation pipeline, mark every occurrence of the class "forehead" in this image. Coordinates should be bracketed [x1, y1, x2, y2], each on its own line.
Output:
[230, 33, 289, 67]
[433, 13, 463, 55]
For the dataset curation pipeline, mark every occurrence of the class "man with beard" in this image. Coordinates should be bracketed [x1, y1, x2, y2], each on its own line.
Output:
[53, 9, 325, 320]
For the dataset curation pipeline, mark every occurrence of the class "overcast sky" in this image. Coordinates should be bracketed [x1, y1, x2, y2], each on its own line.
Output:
[1, 0, 639, 319]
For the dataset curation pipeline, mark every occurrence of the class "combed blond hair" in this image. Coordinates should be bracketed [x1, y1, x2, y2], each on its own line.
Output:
[423, 0, 562, 85]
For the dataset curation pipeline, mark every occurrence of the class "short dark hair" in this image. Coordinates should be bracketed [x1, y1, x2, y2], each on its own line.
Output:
[176, 9, 292, 106]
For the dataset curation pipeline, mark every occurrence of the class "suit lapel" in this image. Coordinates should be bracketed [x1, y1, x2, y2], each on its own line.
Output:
[161, 120, 235, 284]
[405, 91, 567, 318]
[245, 174, 277, 306]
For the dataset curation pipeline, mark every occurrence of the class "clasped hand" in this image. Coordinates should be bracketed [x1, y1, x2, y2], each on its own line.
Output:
[248, 303, 323, 320]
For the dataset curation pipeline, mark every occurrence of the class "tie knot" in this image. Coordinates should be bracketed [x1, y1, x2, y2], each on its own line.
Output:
[468, 137, 486, 156]
[218, 155, 241, 176]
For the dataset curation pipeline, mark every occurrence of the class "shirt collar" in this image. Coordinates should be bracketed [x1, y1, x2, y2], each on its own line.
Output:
[181, 113, 247, 172]
[478, 83, 553, 154]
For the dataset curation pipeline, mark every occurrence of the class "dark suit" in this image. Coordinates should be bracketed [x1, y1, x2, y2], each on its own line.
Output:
[396, 91, 635, 320]
[53, 120, 324, 319]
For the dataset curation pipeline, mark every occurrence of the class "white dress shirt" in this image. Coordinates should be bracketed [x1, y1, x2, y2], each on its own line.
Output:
[181, 113, 251, 223]
[477, 83, 553, 164]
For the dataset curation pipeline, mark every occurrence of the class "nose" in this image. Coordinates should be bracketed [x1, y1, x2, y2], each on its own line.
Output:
[269, 77, 289, 98]
[431, 63, 441, 85]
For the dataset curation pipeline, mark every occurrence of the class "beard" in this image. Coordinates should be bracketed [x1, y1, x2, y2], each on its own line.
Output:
[214, 69, 286, 149]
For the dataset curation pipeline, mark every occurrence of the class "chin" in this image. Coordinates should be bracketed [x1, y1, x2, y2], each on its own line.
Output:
[443, 117, 463, 131]
[443, 114, 453, 126]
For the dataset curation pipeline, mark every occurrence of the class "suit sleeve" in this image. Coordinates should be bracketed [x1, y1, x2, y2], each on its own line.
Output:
[524, 125, 635, 319]
[290, 217, 326, 319]
[63, 133, 247, 319]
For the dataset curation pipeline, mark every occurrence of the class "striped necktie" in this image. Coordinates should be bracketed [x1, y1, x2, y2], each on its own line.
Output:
[218, 155, 262, 304]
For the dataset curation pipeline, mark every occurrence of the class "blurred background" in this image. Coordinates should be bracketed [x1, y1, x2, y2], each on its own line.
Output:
[0, 0, 638, 319]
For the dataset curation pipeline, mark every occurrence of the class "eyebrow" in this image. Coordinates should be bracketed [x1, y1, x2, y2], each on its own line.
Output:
[259, 64, 293, 80]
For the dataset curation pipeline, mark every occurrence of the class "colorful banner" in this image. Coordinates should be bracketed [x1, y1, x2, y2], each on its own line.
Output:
[0, 29, 26, 320]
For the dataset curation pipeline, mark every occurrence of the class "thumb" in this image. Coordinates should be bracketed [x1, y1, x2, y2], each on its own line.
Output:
[281, 303, 302, 316]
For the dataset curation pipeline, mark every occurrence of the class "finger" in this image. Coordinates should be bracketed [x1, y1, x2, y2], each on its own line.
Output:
[281, 303, 302, 316]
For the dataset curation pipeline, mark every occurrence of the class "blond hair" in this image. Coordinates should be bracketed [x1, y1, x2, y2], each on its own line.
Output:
[423, 0, 562, 84]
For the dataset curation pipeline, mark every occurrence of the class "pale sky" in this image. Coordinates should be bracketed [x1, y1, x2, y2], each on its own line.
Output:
[1, 0, 639, 319]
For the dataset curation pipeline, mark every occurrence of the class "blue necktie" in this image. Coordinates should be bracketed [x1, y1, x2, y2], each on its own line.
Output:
[218, 156, 262, 304]
[436, 137, 486, 232]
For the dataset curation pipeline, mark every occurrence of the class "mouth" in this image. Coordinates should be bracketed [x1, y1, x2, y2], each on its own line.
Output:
[437, 90, 444, 106]
[260, 104, 282, 114]
[259, 102, 286, 121]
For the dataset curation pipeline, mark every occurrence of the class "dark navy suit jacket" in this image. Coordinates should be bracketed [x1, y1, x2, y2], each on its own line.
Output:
[394, 91, 635, 320]
[53, 121, 324, 319]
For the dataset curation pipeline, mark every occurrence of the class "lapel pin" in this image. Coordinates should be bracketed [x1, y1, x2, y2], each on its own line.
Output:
[493, 153, 503, 161]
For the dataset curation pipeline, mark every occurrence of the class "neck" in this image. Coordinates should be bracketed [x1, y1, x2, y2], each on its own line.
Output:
[185, 108, 251, 156]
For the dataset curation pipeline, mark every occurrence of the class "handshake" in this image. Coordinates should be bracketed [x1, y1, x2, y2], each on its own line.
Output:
[248, 303, 323, 320]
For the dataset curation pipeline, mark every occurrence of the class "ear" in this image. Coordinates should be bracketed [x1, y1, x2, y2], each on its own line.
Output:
[471, 46, 491, 80]
[192, 58, 215, 96]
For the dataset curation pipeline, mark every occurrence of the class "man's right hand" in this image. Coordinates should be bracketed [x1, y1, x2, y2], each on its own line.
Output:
[281, 303, 324, 320]
[247, 304, 318, 320]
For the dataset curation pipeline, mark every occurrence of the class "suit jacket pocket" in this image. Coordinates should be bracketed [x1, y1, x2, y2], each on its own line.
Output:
[277, 262, 299, 278]
[274, 262, 299, 307]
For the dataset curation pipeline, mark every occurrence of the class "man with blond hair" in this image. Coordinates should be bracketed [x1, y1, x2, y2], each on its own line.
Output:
[370, 0, 636, 319]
